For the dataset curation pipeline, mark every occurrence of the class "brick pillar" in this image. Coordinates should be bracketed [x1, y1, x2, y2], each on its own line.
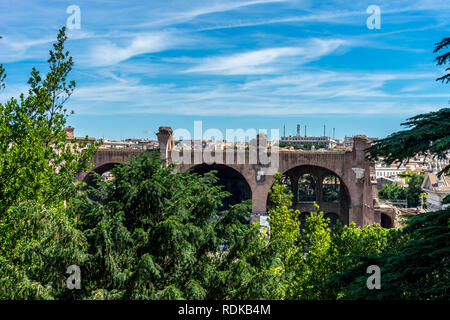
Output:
[65, 126, 74, 140]
[156, 126, 174, 161]
[352, 135, 369, 164]
[251, 175, 274, 215]
[349, 135, 376, 226]
[252, 186, 268, 214]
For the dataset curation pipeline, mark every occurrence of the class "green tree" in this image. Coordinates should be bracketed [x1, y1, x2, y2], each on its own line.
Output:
[0, 28, 98, 213]
[0, 27, 98, 298]
[73, 152, 282, 299]
[333, 37, 450, 299]
[435, 37, 450, 83]
[266, 172, 302, 298]
[406, 173, 425, 208]
[0, 203, 88, 299]
[378, 183, 407, 201]
[367, 108, 450, 177]
[328, 209, 449, 299]
[267, 173, 398, 300]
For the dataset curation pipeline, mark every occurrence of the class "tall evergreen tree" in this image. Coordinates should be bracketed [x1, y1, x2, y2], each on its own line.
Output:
[0, 27, 98, 299]
[73, 152, 282, 299]
[330, 37, 450, 300]
[435, 37, 450, 83]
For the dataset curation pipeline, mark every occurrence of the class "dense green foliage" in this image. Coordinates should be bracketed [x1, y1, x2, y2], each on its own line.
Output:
[72, 153, 282, 299]
[378, 173, 425, 208]
[279, 142, 327, 150]
[0, 203, 88, 299]
[328, 208, 450, 299]
[267, 173, 400, 300]
[1, 29, 448, 300]
[378, 183, 407, 201]
[333, 37, 450, 299]
[405, 173, 425, 208]
[0, 27, 98, 299]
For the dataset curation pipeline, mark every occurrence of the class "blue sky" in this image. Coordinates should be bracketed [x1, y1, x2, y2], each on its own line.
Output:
[0, 0, 449, 140]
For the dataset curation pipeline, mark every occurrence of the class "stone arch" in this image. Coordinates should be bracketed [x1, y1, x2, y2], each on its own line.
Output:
[278, 165, 351, 225]
[83, 162, 119, 188]
[189, 163, 252, 211]
[297, 173, 316, 202]
[322, 174, 341, 203]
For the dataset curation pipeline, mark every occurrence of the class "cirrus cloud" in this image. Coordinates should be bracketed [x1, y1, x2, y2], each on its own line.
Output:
[183, 39, 347, 75]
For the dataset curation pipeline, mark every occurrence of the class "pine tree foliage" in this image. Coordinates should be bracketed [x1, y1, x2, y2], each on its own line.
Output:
[368, 37, 450, 177]
[72, 153, 282, 299]
[435, 37, 450, 83]
[366, 108, 450, 177]
[0, 203, 87, 299]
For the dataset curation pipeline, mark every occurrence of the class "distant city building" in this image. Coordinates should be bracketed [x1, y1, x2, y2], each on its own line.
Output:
[375, 163, 407, 178]
[280, 135, 337, 149]
[376, 176, 397, 189]
[421, 172, 450, 211]
[101, 139, 158, 150]
[375, 153, 449, 179]
[65, 126, 158, 150]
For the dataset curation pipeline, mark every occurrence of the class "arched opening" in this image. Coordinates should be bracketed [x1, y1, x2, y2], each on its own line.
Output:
[83, 162, 119, 189]
[189, 163, 252, 211]
[298, 174, 316, 202]
[322, 175, 340, 203]
[267, 165, 351, 225]
[380, 213, 393, 229]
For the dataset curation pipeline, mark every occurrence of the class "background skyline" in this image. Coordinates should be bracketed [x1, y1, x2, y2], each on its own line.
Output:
[1, 0, 449, 140]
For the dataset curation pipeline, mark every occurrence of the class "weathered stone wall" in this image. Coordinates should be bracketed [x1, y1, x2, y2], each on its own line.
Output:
[79, 127, 380, 227]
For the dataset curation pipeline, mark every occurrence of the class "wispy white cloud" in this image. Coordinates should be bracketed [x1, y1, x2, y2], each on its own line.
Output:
[197, 10, 363, 31]
[66, 67, 445, 116]
[183, 39, 347, 75]
[86, 32, 181, 67]
[1, 0, 449, 124]
[133, 0, 288, 28]
[195, 1, 450, 31]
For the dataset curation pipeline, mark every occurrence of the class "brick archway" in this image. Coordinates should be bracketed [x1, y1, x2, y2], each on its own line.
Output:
[280, 164, 351, 225]
[188, 163, 252, 210]
[76, 128, 380, 227]
[83, 162, 119, 187]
